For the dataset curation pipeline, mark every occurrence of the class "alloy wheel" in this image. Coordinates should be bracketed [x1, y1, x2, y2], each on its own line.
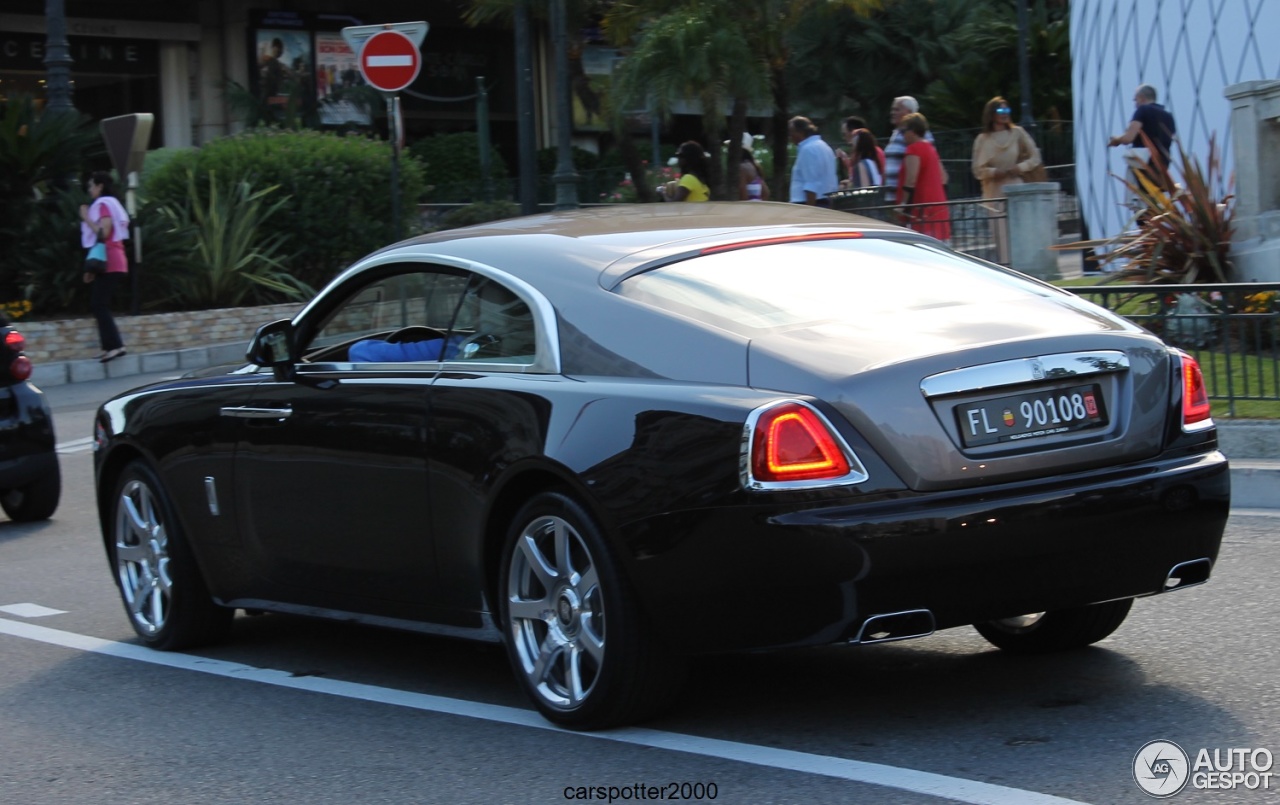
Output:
[506, 514, 605, 711]
[114, 478, 172, 636]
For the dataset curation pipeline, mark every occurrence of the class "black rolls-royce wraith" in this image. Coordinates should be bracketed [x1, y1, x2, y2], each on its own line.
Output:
[94, 202, 1228, 729]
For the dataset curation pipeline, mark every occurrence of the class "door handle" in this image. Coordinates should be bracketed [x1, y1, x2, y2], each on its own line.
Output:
[220, 405, 293, 420]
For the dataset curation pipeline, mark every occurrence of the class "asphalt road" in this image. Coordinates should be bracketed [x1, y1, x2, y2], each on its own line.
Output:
[1, 372, 1276, 805]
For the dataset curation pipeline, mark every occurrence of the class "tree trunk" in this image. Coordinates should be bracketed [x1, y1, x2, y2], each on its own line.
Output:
[706, 136, 724, 200]
[725, 97, 749, 201]
[770, 68, 790, 199]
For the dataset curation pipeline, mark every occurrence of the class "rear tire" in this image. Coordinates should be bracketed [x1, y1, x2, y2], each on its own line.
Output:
[109, 461, 232, 650]
[1, 464, 61, 522]
[975, 599, 1134, 654]
[499, 492, 684, 729]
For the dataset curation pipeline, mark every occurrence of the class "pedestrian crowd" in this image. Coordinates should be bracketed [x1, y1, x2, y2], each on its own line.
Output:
[654, 89, 1066, 251]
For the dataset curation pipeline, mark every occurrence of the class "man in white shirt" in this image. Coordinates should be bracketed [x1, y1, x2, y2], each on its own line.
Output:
[788, 116, 839, 206]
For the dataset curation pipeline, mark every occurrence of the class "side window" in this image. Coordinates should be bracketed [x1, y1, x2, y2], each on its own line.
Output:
[300, 267, 537, 366]
[305, 269, 471, 361]
[450, 277, 536, 363]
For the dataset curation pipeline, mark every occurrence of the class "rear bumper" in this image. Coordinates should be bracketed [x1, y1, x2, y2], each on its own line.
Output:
[626, 450, 1230, 655]
[0, 382, 57, 489]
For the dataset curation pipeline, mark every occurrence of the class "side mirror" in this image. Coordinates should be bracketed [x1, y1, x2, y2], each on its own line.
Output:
[246, 319, 297, 380]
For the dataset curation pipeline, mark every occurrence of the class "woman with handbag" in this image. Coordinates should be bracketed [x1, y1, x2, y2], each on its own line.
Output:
[971, 97, 1043, 264]
[79, 171, 129, 362]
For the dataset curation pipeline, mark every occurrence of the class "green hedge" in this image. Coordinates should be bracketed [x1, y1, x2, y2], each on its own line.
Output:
[142, 129, 426, 291]
[408, 131, 510, 202]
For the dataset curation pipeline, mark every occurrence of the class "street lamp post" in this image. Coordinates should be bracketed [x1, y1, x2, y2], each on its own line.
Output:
[550, 0, 579, 210]
[514, 1, 538, 215]
[44, 0, 76, 114]
[1016, 0, 1034, 129]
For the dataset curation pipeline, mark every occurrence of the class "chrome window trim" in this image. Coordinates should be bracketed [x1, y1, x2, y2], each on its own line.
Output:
[740, 399, 870, 491]
[920, 350, 1131, 398]
[295, 251, 561, 375]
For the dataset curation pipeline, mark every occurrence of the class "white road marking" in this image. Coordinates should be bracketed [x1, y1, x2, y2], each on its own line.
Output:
[0, 603, 67, 617]
[56, 436, 95, 455]
[0, 617, 1090, 805]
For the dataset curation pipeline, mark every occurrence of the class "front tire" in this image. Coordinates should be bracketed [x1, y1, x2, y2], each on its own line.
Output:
[1, 464, 61, 522]
[974, 599, 1134, 654]
[109, 461, 232, 650]
[499, 492, 683, 729]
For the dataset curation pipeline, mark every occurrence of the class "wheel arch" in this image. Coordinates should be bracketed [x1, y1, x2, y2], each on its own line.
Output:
[481, 461, 617, 630]
[95, 443, 147, 553]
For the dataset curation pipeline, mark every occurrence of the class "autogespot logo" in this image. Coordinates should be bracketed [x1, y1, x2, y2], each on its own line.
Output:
[1134, 740, 1190, 798]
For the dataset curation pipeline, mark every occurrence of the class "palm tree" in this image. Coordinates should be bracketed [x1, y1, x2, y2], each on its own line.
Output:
[609, 4, 770, 198]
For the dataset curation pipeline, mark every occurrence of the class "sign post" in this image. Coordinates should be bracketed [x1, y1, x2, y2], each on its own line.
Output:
[342, 22, 428, 241]
[100, 113, 154, 314]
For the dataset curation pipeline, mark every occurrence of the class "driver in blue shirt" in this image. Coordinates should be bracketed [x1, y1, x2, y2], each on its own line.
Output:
[348, 333, 468, 362]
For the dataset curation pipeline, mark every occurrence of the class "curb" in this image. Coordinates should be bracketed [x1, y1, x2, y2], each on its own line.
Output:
[1226, 459, 1280, 510]
[33, 342, 248, 387]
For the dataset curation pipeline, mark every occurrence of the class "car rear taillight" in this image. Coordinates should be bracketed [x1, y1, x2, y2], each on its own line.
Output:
[10, 355, 32, 381]
[5, 329, 25, 353]
[744, 400, 869, 489]
[1176, 350, 1212, 430]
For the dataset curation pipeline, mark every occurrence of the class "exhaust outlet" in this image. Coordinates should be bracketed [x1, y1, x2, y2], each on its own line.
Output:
[853, 609, 936, 644]
[1164, 558, 1212, 591]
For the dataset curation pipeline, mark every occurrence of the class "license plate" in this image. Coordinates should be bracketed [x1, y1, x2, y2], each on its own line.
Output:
[955, 383, 1107, 448]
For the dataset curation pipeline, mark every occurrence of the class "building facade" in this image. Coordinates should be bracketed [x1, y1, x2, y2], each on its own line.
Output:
[2, 1, 534, 154]
[1071, 0, 1280, 247]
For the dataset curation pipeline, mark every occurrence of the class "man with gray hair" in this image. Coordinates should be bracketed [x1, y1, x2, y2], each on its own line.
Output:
[1109, 83, 1177, 188]
[883, 96, 934, 200]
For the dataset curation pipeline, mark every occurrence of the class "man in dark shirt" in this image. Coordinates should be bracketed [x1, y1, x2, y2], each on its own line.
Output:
[1109, 84, 1177, 189]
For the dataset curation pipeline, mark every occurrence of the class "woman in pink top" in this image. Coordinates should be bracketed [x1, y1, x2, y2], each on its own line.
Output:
[79, 171, 129, 362]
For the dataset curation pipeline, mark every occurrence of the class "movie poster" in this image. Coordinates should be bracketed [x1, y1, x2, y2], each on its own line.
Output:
[314, 32, 371, 126]
[254, 29, 313, 114]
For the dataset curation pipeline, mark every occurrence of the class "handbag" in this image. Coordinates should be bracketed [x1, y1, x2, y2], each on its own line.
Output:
[85, 241, 107, 275]
[1017, 128, 1049, 183]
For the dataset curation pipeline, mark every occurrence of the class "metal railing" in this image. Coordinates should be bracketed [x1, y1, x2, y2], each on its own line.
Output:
[830, 189, 1009, 265]
[1067, 283, 1280, 416]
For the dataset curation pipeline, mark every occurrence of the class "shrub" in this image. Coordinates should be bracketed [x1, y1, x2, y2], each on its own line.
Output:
[439, 201, 521, 230]
[150, 170, 312, 309]
[141, 129, 426, 291]
[1090, 134, 1234, 284]
[408, 131, 510, 202]
[0, 94, 99, 305]
[599, 163, 678, 204]
[9, 187, 94, 315]
[535, 144, 600, 176]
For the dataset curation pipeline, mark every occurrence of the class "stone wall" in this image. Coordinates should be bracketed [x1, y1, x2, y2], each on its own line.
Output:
[16, 302, 302, 363]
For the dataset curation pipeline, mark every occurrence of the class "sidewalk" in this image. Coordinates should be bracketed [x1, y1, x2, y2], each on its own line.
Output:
[32, 332, 1279, 510]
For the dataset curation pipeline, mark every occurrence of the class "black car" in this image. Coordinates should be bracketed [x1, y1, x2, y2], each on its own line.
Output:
[93, 203, 1229, 728]
[0, 315, 60, 522]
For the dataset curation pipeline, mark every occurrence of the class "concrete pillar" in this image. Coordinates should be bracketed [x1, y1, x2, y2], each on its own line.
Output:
[1226, 80, 1280, 281]
[159, 42, 193, 148]
[1005, 182, 1060, 279]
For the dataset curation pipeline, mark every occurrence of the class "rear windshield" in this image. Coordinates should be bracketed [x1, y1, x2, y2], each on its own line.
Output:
[615, 238, 1054, 335]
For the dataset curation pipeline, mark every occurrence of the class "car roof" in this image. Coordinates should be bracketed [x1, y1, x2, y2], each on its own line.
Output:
[372, 201, 921, 289]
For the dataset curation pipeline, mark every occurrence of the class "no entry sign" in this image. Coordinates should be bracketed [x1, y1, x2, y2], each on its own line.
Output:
[358, 30, 421, 93]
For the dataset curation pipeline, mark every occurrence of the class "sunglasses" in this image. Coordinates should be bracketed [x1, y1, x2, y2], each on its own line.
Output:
[995, 107, 1011, 114]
